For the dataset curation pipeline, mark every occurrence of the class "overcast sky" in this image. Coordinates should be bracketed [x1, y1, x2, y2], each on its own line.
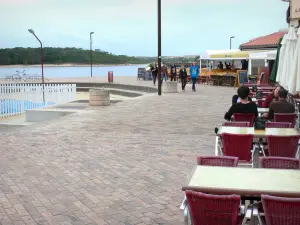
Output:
[0, 0, 288, 56]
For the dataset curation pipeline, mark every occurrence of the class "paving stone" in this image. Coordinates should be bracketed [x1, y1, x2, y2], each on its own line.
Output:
[0, 84, 234, 224]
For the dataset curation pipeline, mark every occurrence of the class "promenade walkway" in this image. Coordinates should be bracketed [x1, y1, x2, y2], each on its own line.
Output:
[0, 84, 234, 225]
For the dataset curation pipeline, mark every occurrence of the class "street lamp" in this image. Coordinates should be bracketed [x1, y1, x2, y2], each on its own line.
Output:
[157, 0, 162, 96]
[28, 29, 45, 103]
[230, 36, 235, 49]
[90, 32, 94, 77]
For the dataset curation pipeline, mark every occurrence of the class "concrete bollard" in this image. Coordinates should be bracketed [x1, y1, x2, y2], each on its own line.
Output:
[162, 81, 178, 93]
[89, 89, 110, 106]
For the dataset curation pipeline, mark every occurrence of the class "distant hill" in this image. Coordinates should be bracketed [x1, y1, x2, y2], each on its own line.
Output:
[0, 47, 152, 65]
[0, 47, 199, 65]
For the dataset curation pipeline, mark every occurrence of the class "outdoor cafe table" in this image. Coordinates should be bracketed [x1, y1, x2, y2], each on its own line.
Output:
[215, 127, 299, 156]
[182, 166, 300, 198]
[258, 107, 268, 116]
[252, 98, 265, 102]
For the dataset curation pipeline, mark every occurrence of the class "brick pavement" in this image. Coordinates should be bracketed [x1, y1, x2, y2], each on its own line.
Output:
[0, 84, 234, 225]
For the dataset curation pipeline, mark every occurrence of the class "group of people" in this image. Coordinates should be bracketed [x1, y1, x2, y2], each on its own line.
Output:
[150, 62, 200, 92]
[217, 61, 232, 71]
[225, 85, 295, 122]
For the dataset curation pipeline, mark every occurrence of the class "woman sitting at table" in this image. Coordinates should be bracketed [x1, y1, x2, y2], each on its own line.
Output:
[262, 86, 280, 108]
[225, 86, 258, 121]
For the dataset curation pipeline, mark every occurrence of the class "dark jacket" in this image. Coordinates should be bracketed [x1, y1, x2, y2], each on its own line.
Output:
[268, 99, 295, 120]
[225, 102, 258, 121]
[179, 68, 187, 79]
[171, 65, 177, 75]
[151, 66, 158, 76]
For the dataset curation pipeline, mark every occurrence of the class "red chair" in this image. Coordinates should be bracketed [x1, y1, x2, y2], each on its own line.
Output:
[233, 113, 255, 127]
[185, 191, 250, 225]
[222, 133, 254, 165]
[274, 113, 296, 127]
[265, 122, 293, 128]
[257, 99, 264, 108]
[255, 195, 300, 225]
[259, 157, 300, 169]
[197, 156, 238, 167]
[223, 122, 250, 127]
[267, 135, 300, 157]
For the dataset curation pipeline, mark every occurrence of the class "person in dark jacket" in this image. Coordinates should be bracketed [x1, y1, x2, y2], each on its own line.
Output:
[267, 87, 295, 121]
[151, 62, 158, 86]
[225, 86, 258, 120]
[179, 65, 187, 91]
[232, 94, 252, 105]
[170, 63, 177, 81]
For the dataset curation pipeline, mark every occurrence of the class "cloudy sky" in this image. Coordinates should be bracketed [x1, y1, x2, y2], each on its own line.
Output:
[0, 0, 288, 56]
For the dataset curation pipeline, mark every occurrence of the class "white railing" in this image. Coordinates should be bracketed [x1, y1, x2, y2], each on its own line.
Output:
[0, 83, 77, 118]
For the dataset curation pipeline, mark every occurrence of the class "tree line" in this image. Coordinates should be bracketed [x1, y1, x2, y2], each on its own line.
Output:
[0, 47, 153, 65]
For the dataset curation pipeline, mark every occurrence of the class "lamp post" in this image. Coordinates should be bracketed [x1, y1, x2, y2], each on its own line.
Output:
[157, 0, 162, 96]
[28, 29, 45, 103]
[230, 36, 235, 49]
[90, 32, 94, 77]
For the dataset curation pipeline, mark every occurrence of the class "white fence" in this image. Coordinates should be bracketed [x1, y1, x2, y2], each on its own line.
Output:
[0, 83, 77, 118]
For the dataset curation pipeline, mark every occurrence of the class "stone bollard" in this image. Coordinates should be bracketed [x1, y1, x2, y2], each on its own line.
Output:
[89, 89, 110, 106]
[162, 81, 178, 93]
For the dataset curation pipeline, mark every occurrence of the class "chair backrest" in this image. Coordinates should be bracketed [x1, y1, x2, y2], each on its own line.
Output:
[274, 113, 296, 127]
[257, 99, 264, 108]
[262, 194, 300, 225]
[185, 191, 240, 225]
[233, 113, 255, 127]
[223, 122, 250, 127]
[267, 135, 300, 157]
[265, 122, 293, 128]
[197, 156, 238, 167]
[221, 133, 254, 162]
[259, 157, 300, 169]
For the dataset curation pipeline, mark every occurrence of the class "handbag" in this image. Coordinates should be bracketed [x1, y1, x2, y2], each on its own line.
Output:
[254, 117, 266, 130]
[256, 91, 263, 99]
[252, 85, 258, 93]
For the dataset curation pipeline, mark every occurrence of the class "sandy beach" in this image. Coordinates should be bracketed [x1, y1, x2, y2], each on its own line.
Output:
[0, 63, 147, 68]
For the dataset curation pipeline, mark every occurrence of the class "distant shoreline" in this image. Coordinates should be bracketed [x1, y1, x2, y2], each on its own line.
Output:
[0, 63, 147, 68]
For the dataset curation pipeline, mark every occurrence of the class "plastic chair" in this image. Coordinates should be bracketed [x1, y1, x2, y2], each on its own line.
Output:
[267, 135, 300, 157]
[274, 113, 296, 127]
[185, 191, 250, 225]
[222, 133, 254, 165]
[255, 195, 300, 225]
[259, 157, 300, 169]
[197, 156, 238, 167]
[257, 99, 264, 108]
[223, 122, 250, 127]
[265, 122, 293, 128]
[233, 113, 255, 127]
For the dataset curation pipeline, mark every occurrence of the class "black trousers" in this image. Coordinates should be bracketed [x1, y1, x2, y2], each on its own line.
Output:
[181, 77, 187, 90]
[152, 74, 157, 85]
[171, 74, 176, 81]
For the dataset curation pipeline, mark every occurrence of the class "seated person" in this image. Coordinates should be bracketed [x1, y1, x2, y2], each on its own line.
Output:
[267, 87, 295, 121]
[225, 86, 258, 121]
[232, 94, 252, 105]
[263, 86, 280, 108]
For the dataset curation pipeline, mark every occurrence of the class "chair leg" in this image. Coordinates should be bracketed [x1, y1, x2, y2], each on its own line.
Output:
[215, 136, 219, 156]
[184, 206, 189, 225]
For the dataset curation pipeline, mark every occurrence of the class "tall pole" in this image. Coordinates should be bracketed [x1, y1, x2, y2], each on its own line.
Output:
[157, 0, 162, 96]
[28, 29, 45, 103]
[230, 36, 235, 49]
[90, 32, 94, 77]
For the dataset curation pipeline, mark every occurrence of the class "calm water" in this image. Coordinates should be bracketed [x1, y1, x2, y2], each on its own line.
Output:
[0, 64, 147, 78]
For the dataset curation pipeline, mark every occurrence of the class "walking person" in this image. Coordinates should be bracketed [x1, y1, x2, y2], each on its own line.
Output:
[179, 65, 187, 91]
[190, 62, 199, 92]
[161, 63, 168, 83]
[151, 62, 158, 86]
[170, 63, 177, 81]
